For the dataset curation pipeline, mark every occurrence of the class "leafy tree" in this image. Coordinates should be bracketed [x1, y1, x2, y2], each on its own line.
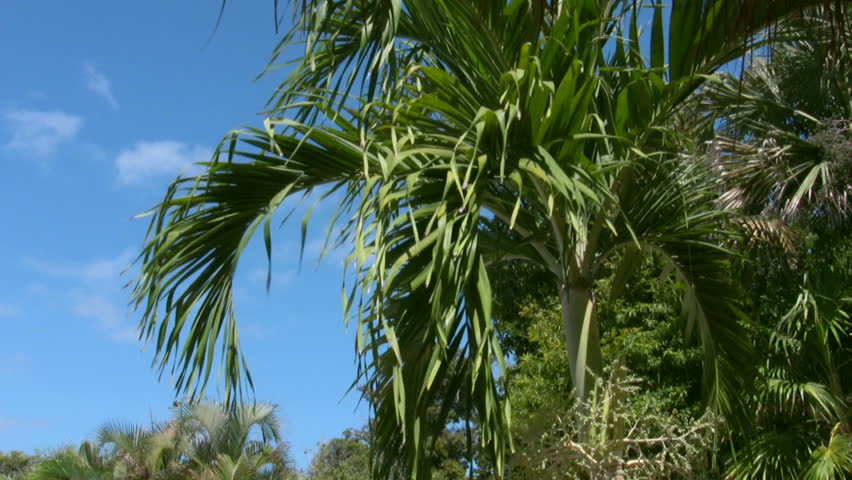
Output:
[131, 0, 850, 477]
[492, 259, 719, 478]
[307, 421, 474, 479]
[0, 451, 38, 480]
[307, 429, 370, 480]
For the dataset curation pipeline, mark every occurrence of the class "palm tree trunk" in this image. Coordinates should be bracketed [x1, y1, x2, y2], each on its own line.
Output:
[559, 283, 604, 400]
[561, 284, 631, 480]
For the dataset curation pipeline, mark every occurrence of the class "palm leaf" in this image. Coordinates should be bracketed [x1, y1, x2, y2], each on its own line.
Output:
[132, 2, 852, 478]
[805, 428, 852, 480]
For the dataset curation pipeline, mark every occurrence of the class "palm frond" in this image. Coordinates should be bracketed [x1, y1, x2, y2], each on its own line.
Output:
[805, 427, 852, 480]
[706, 8, 852, 227]
[727, 429, 818, 479]
[132, 2, 852, 479]
[27, 450, 107, 480]
[608, 155, 753, 419]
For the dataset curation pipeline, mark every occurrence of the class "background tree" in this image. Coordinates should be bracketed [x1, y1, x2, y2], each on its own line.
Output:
[95, 419, 185, 479]
[0, 451, 39, 480]
[25, 402, 297, 480]
[708, 9, 852, 233]
[491, 259, 720, 479]
[702, 9, 852, 477]
[307, 429, 370, 480]
[723, 236, 852, 479]
[26, 447, 112, 480]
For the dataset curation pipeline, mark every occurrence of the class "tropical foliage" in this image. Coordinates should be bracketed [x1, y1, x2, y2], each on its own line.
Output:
[306, 429, 371, 480]
[0, 451, 39, 480]
[489, 258, 720, 479]
[129, 0, 852, 478]
[700, 9, 852, 477]
[24, 403, 296, 480]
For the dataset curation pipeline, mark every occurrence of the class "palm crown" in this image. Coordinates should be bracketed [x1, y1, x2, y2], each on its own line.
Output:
[131, 1, 849, 477]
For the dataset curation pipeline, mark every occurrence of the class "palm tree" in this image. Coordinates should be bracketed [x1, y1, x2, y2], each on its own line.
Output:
[84, 402, 293, 480]
[707, 9, 852, 233]
[95, 419, 187, 479]
[703, 10, 852, 477]
[177, 402, 295, 480]
[25, 403, 294, 480]
[131, 1, 851, 477]
[724, 258, 852, 479]
[26, 446, 111, 480]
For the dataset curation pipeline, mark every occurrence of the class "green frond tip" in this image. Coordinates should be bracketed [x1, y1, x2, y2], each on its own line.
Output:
[804, 428, 852, 480]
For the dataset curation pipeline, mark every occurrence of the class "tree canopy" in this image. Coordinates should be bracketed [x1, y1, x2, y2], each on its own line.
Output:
[130, 1, 852, 478]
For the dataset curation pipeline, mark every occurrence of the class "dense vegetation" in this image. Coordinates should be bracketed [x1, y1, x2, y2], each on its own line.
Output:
[1, 403, 297, 480]
[7, 1, 851, 478]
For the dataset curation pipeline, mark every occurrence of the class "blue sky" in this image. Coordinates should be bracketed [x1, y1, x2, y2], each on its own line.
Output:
[0, 1, 365, 468]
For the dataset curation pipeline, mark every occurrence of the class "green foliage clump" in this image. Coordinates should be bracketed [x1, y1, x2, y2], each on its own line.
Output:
[307, 429, 370, 480]
[727, 233, 852, 479]
[596, 260, 705, 416]
[0, 451, 39, 480]
[307, 422, 473, 480]
[492, 259, 717, 478]
[23, 402, 297, 480]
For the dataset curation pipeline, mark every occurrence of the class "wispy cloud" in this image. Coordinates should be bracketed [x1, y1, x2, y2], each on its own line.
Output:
[71, 292, 138, 342]
[79, 250, 135, 284]
[25, 283, 49, 296]
[3, 109, 83, 157]
[241, 322, 276, 339]
[0, 303, 20, 317]
[250, 266, 294, 287]
[84, 62, 119, 110]
[116, 140, 212, 185]
[23, 249, 134, 286]
[305, 236, 348, 264]
[23, 250, 139, 343]
[0, 416, 48, 433]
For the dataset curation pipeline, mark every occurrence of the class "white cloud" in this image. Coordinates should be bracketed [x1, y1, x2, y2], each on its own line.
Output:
[84, 62, 119, 110]
[79, 250, 135, 284]
[116, 140, 212, 185]
[306, 235, 348, 265]
[25, 283, 49, 296]
[241, 322, 275, 339]
[3, 109, 83, 157]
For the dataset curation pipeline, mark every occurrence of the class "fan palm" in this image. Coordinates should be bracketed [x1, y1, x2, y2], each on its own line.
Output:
[177, 402, 292, 477]
[92, 402, 292, 480]
[132, 0, 851, 477]
[725, 259, 852, 479]
[707, 9, 852, 230]
[702, 10, 852, 478]
[26, 447, 111, 480]
[96, 420, 185, 479]
[26, 403, 292, 480]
